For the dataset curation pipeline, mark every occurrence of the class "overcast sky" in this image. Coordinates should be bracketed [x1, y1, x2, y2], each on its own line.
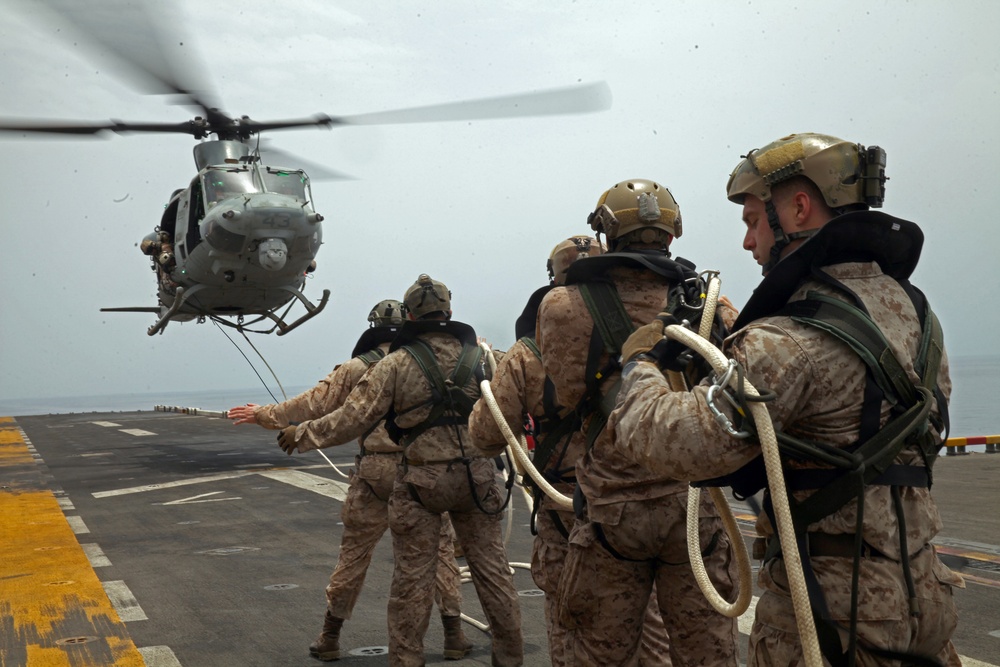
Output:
[1, 0, 998, 405]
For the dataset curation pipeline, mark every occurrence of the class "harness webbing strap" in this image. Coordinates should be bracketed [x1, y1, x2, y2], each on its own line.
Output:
[783, 293, 917, 407]
[578, 282, 634, 355]
[356, 348, 386, 367]
[396, 339, 483, 447]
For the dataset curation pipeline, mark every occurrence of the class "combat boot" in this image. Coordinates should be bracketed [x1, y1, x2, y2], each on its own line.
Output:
[441, 614, 473, 660]
[309, 610, 344, 662]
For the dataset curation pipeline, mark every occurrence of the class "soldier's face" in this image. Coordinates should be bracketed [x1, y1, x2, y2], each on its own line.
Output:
[741, 196, 775, 269]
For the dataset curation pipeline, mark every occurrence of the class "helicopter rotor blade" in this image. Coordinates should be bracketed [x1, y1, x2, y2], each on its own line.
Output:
[16, 0, 226, 122]
[0, 118, 205, 137]
[257, 140, 356, 182]
[330, 81, 612, 126]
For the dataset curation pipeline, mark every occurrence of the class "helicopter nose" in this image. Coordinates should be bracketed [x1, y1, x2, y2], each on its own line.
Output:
[259, 238, 288, 271]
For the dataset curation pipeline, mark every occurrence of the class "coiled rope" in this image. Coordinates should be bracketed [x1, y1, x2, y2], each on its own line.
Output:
[665, 322, 822, 667]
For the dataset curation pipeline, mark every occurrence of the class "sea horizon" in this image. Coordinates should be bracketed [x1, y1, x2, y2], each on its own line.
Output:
[3, 354, 998, 443]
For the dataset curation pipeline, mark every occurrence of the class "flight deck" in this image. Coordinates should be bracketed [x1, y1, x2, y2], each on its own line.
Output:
[2, 411, 998, 666]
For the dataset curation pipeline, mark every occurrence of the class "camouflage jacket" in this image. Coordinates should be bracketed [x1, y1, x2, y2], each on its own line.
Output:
[255, 342, 399, 454]
[610, 261, 952, 559]
[292, 330, 495, 462]
[468, 338, 586, 478]
[537, 265, 691, 509]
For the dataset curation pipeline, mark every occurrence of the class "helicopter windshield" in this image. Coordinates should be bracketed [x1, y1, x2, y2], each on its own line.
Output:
[262, 168, 309, 202]
[203, 169, 258, 207]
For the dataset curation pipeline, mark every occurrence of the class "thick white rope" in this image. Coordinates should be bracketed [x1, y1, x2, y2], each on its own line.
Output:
[665, 324, 822, 667]
[683, 276, 753, 619]
[477, 344, 574, 510]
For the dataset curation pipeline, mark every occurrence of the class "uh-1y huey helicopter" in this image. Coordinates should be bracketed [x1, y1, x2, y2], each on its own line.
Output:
[0, 0, 611, 336]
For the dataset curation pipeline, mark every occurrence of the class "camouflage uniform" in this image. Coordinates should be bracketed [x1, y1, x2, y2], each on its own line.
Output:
[253, 346, 464, 623]
[536, 266, 739, 666]
[469, 338, 673, 666]
[290, 328, 523, 667]
[610, 261, 963, 666]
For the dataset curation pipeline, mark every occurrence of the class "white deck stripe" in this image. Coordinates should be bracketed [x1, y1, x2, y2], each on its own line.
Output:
[65, 515, 90, 534]
[91, 421, 121, 427]
[93, 471, 255, 498]
[102, 580, 148, 621]
[81, 543, 111, 568]
[119, 428, 156, 436]
[255, 469, 351, 501]
[137, 646, 182, 667]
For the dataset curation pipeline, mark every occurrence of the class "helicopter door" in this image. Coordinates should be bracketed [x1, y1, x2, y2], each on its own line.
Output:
[185, 175, 206, 253]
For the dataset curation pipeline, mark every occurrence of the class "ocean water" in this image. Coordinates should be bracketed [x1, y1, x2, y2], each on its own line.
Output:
[3, 355, 998, 442]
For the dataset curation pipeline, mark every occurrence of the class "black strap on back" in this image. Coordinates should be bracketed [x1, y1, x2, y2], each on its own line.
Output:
[356, 347, 386, 367]
[576, 281, 635, 451]
[394, 339, 483, 448]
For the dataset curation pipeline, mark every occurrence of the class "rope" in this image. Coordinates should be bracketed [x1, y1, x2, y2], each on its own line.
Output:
[477, 343, 574, 510]
[682, 276, 754, 619]
[665, 322, 823, 667]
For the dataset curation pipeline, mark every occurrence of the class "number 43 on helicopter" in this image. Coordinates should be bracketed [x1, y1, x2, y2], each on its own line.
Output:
[0, 0, 611, 336]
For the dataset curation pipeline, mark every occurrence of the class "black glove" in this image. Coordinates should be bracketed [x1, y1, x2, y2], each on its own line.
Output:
[645, 335, 692, 372]
[277, 425, 298, 455]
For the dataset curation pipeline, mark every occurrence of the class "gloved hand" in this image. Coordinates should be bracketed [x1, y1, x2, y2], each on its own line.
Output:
[277, 425, 298, 455]
[621, 312, 679, 363]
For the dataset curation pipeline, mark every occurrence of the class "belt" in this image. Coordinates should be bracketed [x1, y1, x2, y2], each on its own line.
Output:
[754, 532, 891, 561]
[403, 456, 464, 467]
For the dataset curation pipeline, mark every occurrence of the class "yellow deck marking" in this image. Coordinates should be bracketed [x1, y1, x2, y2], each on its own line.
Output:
[0, 419, 145, 666]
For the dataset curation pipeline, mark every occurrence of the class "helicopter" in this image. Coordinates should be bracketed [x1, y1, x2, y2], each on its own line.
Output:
[0, 0, 611, 336]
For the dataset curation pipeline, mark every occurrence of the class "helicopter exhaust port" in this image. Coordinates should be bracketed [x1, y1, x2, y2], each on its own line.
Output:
[258, 238, 288, 271]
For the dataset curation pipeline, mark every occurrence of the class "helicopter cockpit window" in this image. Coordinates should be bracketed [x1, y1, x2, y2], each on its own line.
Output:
[263, 169, 309, 202]
[203, 169, 257, 208]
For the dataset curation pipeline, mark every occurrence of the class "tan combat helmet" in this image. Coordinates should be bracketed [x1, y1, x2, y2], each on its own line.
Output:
[368, 299, 406, 327]
[588, 179, 682, 252]
[403, 274, 451, 319]
[726, 132, 887, 273]
[726, 132, 887, 209]
[547, 235, 604, 285]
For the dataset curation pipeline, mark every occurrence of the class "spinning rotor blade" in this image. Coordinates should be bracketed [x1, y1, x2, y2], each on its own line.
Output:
[258, 140, 356, 181]
[332, 81, 612, 126]
[19, 0, 224, 121]
[0, 118, 205, 137]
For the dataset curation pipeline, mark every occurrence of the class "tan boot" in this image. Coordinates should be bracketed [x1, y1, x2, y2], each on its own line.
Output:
[441, 614, 473, 660]
[309, 610, 344, 662]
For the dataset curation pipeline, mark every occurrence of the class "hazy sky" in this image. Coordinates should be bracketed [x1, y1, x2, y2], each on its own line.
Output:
[1, 0, 998, 404]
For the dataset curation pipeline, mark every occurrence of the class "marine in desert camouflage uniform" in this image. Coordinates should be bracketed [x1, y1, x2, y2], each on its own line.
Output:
[611, 133, 963, 666]
[275, 275, 523, 667]
[228, 299, 470, 662]
[469, 235, 673, 666]
[535, 181, 740, 666]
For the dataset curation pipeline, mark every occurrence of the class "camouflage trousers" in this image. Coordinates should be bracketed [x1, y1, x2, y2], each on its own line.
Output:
[388, 459, 523, 667]
[325, 452, 462, 619]
[531, 494, 673, 667]
[750, 544, 963, 666]
[558, 491, 739, 666]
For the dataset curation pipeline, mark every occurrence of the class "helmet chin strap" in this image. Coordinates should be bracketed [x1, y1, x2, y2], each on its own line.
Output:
[762, 201, 818, 274]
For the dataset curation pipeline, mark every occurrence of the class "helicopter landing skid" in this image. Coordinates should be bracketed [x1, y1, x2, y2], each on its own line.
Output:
[147, 285, 207, 336]
[266, 286, 331, 336]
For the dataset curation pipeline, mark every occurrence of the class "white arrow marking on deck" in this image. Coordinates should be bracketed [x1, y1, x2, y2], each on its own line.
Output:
[256, 469, 350, 501]
[91, 421, 121, 427]
[157, 491, 242, 505]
